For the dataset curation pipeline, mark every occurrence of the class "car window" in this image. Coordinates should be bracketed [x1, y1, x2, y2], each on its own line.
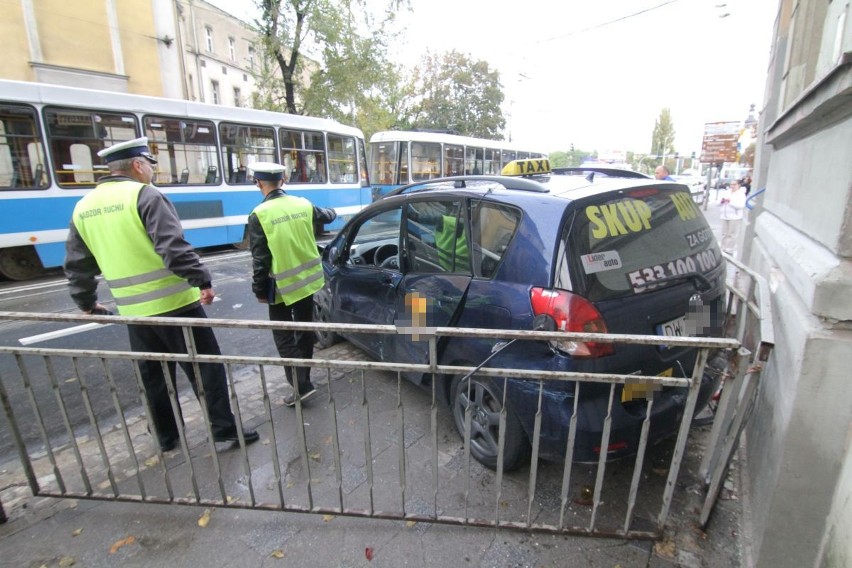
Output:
[471, 201, 521, 278]
[405, 200, 470, 274]
[558, 187, 722, 301]
[344, 206, 402, 269]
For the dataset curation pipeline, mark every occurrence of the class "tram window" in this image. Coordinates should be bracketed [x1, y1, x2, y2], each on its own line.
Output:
[444, 144, 463, 176]
[464, 146, 482, 175]
[517, 151, 530, 160]
[45, 107, 138, 188]
[219, 122, 275, 185]
[484, 148, 500, 175]
[370, 141, 398, 185]
[501, 150, 517, 167]
[327, 134, 356, 184]
[358, 138, 369, 186]
[0, 104, 48, 190]
[144, 116, 219, 186]
[280, 128, 327, 184]
[410, 142, 441, 182]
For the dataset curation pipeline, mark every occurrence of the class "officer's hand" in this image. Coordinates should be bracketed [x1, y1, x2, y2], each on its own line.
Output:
[200, 288, 215, 305]
[257, 297, 268, 304]
[84, 303, 110, 315]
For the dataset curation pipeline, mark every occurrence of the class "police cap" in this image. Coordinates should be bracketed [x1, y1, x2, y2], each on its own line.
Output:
[249, 162, 286, 181]
[97, 137, 158, 164]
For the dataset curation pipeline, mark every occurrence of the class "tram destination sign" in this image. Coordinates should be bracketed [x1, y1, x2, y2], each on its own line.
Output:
[700, 121, 740, 163]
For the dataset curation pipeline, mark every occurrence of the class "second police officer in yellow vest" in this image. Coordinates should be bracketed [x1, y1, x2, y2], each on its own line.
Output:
[64, 137, 259, 452]
[247, 162, 337, 406]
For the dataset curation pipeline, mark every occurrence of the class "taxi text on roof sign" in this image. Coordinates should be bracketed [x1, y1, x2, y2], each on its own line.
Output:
[501, 158, 551, 176]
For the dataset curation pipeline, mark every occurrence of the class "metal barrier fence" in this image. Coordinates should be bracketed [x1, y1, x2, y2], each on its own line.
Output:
[0, 280, 766, 539]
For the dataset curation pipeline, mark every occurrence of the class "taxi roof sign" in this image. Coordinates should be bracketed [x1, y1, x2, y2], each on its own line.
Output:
[501, 158, 551, 177]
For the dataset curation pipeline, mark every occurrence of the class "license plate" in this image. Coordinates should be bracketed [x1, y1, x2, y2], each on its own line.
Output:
[622, 367, 672, 402]
[656, 315, 686, 350]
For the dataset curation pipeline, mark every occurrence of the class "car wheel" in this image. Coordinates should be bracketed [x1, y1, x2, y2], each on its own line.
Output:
[450, 374, 530, 471]
[313, 298, 339, 349]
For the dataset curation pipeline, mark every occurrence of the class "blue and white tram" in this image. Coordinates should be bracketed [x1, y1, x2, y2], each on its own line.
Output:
[0, 79, 370, 280]
[368, 130, 547, 200]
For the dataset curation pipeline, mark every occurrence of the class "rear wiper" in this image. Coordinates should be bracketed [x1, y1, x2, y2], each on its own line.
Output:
[634, 271, 712, 292]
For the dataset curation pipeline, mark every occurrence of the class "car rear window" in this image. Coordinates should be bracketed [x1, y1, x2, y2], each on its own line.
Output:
[557, 187, 723, 301]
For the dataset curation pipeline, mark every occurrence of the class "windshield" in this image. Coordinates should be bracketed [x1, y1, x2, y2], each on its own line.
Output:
[558, 187, 723, 301]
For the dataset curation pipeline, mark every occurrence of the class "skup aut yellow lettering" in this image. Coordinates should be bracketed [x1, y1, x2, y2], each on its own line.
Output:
[585, 199, 652, 239]
[670, 193, 699, 221]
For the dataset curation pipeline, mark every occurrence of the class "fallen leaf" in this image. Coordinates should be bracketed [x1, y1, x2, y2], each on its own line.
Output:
[365, 547, 374, 561]
[271, 549, 285, 559]
[109, 535, 136, 554]
[322, 514, 335, 522]
[226, 496, 238, 504]
[309, 452, 321, 461]
[323, 435, 333, 445]
[286, 481, 295, 488]
[144, 456, 159, 467]
[71, 528, 83, 537]
[58, 557, 75, 567]
[654, 538, 676, 560]
[198, 508, 212, 528]
[405, 520, 417, 528]
[652, 467, 668, 476]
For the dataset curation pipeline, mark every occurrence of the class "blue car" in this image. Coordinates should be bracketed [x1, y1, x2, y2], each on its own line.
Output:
[314, 160, 725, 471]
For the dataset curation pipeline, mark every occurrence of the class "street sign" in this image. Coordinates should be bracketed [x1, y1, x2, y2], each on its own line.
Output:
[700, 121, 740, 163]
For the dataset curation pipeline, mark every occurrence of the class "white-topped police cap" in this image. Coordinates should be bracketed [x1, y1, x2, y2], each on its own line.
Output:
[249, 162, 286, 181]
[97, 137, 157, 164]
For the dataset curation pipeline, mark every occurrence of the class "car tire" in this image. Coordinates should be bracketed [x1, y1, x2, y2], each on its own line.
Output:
[450, 373, 530, 471]
[313, 298, 339, 349]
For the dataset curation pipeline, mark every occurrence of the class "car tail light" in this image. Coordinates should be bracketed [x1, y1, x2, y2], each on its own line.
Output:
[530, 287, 615, 358]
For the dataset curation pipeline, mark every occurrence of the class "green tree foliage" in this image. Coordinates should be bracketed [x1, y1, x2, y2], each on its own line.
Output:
[548, 149, 588, 167]
[409, 50, 506, 139]
[650, 108, 676, 159]
[255, 0, 409, 138]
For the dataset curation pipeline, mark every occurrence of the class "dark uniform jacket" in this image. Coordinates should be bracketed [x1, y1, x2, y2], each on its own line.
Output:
[64, 175, 212, 315]
[247, 189, 336, 301]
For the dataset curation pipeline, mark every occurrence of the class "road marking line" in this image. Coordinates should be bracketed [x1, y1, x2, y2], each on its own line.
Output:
[19, 323, 113, 345]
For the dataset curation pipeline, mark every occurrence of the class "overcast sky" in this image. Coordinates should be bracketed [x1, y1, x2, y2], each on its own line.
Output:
[211, 0, 777, 156]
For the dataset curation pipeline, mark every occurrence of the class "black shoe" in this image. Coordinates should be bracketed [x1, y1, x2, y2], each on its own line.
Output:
[160, 438, 177, 452]
[283, 387, 318, 407]
[213, 428, 260, 444]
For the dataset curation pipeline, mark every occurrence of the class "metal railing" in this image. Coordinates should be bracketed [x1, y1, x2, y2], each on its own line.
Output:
[0, 294, 763, 538]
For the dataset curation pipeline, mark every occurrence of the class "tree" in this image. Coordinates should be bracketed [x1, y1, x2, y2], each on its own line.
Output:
[650, 108, 676, 160]
[255, 0, 408, 135]
[408, 50, 505, 139]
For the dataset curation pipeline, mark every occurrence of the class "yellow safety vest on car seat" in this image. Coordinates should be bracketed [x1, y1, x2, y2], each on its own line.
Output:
[71, 180, 199, 316]
[252, 195, 324, 305]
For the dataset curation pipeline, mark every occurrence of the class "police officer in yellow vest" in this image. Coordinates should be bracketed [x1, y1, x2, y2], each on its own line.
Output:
[64, 137, 259, 451]
[247, 162, 337, 406]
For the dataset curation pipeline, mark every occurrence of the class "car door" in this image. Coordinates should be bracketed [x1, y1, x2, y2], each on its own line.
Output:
[326, 204, 404, 358]
[386, 198, 474, 379]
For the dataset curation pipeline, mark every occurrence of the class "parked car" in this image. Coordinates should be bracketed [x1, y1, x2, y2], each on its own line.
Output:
[673, 174, 707, 204]
[314, 160, 725, 471]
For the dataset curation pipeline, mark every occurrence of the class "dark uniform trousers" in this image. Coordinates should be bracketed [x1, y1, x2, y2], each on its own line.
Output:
[127, 305, 236, 445]
[269, 295, 315, 393]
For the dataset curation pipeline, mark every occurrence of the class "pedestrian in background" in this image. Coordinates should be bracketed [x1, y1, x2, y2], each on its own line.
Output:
[64, 137, 259, 452]
[655, 165, 675, 181]
[247, 162, 337, 406]
[719, 179, 747, 256]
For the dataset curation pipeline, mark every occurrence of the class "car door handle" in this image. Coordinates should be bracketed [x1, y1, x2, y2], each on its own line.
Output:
[380, 274, 395, 286]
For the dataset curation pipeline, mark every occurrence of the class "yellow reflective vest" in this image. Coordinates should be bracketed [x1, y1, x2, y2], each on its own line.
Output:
[252, 195, 323, 305]
[71, 180, 198, 316]
[435, 214, 469, 272]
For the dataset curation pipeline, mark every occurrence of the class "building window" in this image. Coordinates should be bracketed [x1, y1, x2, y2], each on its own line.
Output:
[222, 66, 227, 74]
[211, 81, 220, 104]
[233, 87, 242, 107]
[248, 46, 255, 70]
[243, 74, 248, 82]
[188, 75, 195, 100]
[205, 26, 214, 52]
[228, 37, 236, 62]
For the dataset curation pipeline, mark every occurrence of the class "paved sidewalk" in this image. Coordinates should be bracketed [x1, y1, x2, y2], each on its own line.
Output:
[0, 342, 746, 567]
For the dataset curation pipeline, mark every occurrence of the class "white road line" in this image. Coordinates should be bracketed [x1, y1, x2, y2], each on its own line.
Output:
[19, 323, 113, 345]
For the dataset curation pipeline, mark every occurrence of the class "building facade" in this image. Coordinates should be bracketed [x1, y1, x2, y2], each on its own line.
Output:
[743, 1, 851, 567]
[1, 0, 262, 107]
